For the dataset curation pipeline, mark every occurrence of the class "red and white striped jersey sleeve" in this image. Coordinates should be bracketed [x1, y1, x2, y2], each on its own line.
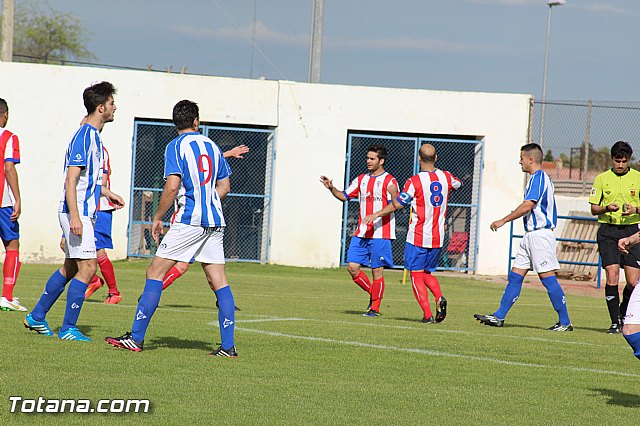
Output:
[343, 175, 362, 200]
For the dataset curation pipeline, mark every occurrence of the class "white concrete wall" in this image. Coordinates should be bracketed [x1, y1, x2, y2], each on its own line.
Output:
[0, 61, 532, 274]
[0, 62, 278, 262]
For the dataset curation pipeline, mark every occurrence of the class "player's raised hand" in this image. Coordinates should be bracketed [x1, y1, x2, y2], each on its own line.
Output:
[224, 145, 250, 159]
[319, 175, 333, 189]
[151, 219, 164, 245]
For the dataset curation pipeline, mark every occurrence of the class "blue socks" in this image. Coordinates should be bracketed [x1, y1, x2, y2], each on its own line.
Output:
[541, 275, 571, 326]
[131, 279, 163, 343]
[60, 279, 88, 333]
[623, 332, 640, 360]
[215, 286, 235, 349]
[31, 270, 69, 322]
[494, 271, 524, 320]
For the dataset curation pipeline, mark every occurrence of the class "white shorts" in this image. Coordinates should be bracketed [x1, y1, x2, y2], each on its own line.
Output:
[156, 222, 225, 264]
[512, 228, 560, 274]
[59, 213, 97, 259]
[624, 285, 640, 325]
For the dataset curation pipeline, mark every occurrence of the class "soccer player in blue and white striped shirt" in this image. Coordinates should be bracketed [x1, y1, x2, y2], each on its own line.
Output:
[474, 143, 572, 331]
[106, 100, 238, 357]
[25, 82, 125, 341]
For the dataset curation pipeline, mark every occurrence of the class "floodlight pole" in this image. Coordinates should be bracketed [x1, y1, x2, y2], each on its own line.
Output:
[1, 0, 14, 62]
[308, 0, 324, 83]
[249, 0, 257, 79]
[539, 0, 565, 146]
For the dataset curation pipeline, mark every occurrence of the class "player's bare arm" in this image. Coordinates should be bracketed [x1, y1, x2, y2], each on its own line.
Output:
[216, 177, 231, 199]
[223, 145, 249, 159]
[364, 197, 404, 224]
[387, 182, 399, 199]
[619, 232, 640, 255]
[490, 200, 535, 231]
[152, 174, 181, 244]
[100, 186, 125, 209]
[4, 161, 20, 221]
[319, 175, 348, 202]
[66, 166, 83, 236]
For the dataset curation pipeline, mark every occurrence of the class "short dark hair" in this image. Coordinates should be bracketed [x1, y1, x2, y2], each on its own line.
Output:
[83, 81, 116, 115]
[0, 98, 7, 114]
[611, 141, 633, 159]
[172, 100, 199, 130]
[521, 143, 543, 163]
[367, 144, 387, 162]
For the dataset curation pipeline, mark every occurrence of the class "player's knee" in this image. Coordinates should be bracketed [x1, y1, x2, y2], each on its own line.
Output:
[175, 262, 190, 274]
[346, 263, 359, 276]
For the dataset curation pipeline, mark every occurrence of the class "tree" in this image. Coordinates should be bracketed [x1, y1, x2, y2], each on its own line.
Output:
[544, 149, 554, 162]
[11, 2, 95, 64]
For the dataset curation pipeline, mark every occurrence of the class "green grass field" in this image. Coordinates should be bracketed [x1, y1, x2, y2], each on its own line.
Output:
[1, 261, 639, 424]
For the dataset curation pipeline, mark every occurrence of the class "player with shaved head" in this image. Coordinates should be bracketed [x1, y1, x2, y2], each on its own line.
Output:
[365, 143, 461, 323]
[474, 143, 573, 331]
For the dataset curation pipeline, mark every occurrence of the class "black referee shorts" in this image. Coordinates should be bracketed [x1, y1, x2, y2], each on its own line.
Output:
[597, 223, 640, 268]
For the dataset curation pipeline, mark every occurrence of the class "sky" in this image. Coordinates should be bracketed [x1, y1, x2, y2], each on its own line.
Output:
[14, 0, 640, 101]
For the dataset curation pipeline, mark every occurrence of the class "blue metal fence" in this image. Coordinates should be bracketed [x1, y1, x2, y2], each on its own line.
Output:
[508, 214, 602, 288]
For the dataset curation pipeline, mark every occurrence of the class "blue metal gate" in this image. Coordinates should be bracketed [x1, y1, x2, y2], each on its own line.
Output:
[127, 120, 275, 262]
[341, 133, 483, 272]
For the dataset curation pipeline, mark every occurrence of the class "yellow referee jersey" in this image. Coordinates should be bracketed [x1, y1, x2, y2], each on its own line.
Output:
[589, 168, 640, 224]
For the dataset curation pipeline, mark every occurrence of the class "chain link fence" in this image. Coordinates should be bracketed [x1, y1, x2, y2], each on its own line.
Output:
[341, 133, 483, 272]
[530, 100, 640, 196]
[127, 121, 275, 262]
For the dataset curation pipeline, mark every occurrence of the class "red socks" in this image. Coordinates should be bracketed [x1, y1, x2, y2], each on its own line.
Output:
[410, 271, 432, 318]
[162, 266, 184, 290]
[352, 271, 372, 293]
[370, 277, 385, 312]
[2, 250, 20, 300]
[97, 254, 119, 296]
[423, 273, 442, 302]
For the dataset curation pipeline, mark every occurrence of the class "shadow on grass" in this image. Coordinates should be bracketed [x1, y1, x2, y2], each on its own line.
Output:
[591, 388, 640, 407]
[390, 316, 429, 324]
[147, 335, 211, 351]
[342, 310, 368, 316]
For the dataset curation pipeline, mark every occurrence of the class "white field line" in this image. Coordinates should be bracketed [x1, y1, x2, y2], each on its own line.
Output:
[237, 327, 640, 378]
[12, 298, 616, 350]
[204, 314, 616, 349]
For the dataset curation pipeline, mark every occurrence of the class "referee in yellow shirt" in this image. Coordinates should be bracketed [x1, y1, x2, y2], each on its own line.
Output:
[589, 141, 640, 334]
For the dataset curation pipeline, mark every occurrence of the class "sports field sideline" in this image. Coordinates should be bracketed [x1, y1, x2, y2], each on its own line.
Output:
[2, 261, 638, 424]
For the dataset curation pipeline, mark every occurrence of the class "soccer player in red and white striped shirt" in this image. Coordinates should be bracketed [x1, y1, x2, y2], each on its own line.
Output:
[365, 144, 461, 323]
[320, 145, 399, 316]
[0, 98, 25, 312]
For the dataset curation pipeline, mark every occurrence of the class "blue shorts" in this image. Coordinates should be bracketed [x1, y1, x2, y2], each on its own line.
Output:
[0, 206, 19, 242]
[404, 243, 441, 272]
[346, 236, 393, 269]
[94, 210, 113, 250]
